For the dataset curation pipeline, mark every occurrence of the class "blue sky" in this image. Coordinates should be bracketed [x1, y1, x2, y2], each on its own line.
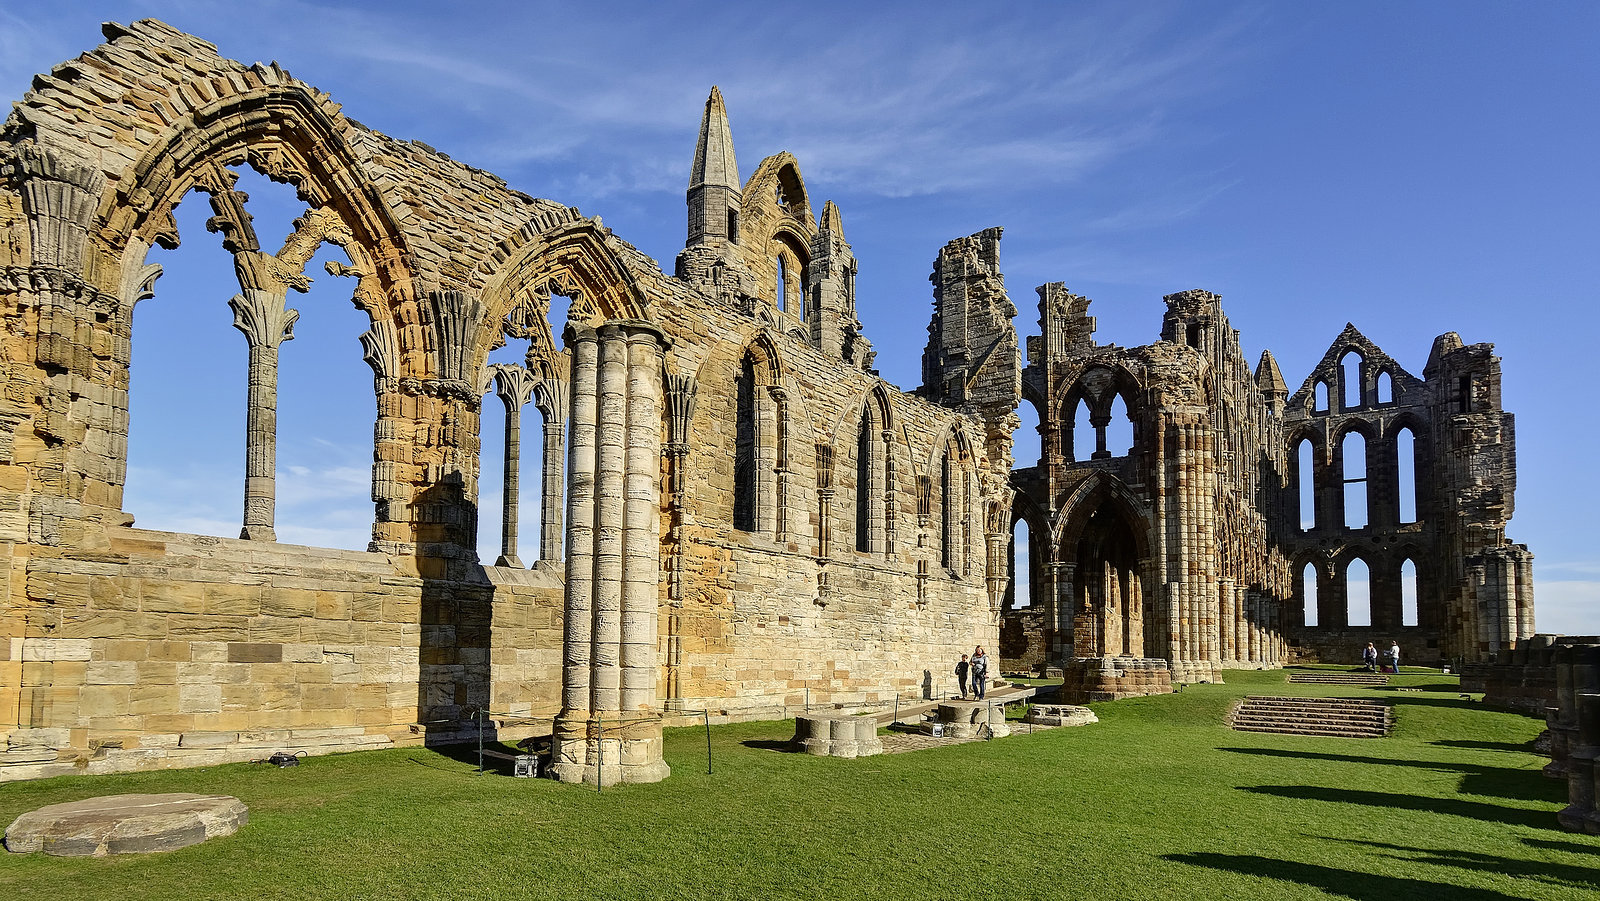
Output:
[2, 2, 1596, 633]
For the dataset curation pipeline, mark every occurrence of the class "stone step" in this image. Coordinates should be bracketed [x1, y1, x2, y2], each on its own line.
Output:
[1228, 695, 1393, 738]
[1231, 723, 1387, 739]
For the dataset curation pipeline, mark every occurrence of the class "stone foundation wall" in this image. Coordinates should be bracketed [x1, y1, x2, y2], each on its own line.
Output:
[0, 527, 573, 781]
[1286, 626, 1443, 667]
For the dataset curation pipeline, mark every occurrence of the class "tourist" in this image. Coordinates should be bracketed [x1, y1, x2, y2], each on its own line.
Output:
[1389, 641, 1401, 674]
[1362, 642, 1378, 673]
[971, 646, 989, 700]
[955, 654, 970, 698]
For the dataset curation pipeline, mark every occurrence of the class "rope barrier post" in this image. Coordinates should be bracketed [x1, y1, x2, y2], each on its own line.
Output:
[894, 695, 899, 725]
[986, 701, 993, 741]
[477, 708, 485, 775]
[596, 712, 604, 793]
[805, 686, 810, 713]
[704, 710, 713, 775]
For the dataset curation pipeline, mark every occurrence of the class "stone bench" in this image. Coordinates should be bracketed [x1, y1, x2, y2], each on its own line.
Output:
[792, 714, 883, 758]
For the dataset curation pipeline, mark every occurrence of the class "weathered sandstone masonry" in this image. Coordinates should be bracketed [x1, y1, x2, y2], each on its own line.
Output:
[1003, 281, 1533, 690]
[0, 21, 1016, 780]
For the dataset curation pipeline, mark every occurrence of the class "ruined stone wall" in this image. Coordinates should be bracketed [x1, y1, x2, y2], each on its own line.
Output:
[0, 20, 1012, 779]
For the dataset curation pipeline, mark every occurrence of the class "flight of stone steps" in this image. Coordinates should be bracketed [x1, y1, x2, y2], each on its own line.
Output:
[1287, 671, 1389, 686]
[1227, 696, 1393, 738]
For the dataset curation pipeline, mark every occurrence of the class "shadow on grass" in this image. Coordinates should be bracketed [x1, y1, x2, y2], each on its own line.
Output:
[1524, 836, 1600, 855]
[1241, 785, 1558, 830]
[1222, 747, 1562, 805]
[1166, 852, 1533, 900]
[1433, 739, 1539, 753]
[741, 739, 800, 753]
[1324, 838, 1600, 891]
[417, 740, 532, 775]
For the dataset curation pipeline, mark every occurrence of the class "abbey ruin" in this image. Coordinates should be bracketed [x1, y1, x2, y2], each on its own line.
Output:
[0, 21, 1533, 783]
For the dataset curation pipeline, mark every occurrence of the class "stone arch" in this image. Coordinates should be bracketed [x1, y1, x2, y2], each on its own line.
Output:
[476, 219, 651, 382]
[27, 62, 418, 542]
[1054, 362, 1142, 461]
[1053, 470, 1153, 561]
[1053, 469, 1154, 658]
[1006, 488, 1051, 609]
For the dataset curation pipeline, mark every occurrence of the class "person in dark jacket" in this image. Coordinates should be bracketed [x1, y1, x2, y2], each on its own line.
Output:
[955, 654, 970, 698]
[1362, 642, 1378, 673]
[970, 647, 989, 700]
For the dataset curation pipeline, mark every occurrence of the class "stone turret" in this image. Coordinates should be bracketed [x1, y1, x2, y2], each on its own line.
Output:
[686, 86, 740, 247]
[1256, 349, 1287, 415]
[808, 200, 863, 364]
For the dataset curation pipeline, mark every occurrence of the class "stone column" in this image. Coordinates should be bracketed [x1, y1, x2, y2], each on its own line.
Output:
[491, 365, 535, 568]
[533, 378, 569, 564]
[1219, 578, 1235, 665]
[620, 326, 665, 714]
[559, 326, 599, 715]
[229, 288, 299, 541]
[552, 321, 670, 786]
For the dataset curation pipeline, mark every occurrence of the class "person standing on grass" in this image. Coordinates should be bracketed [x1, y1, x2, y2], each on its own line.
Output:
[955, 654, 970, 699]
[1389, 641, 1401, 674]
[970, 646, 989, 700]
[1362, 642, 1378, 673]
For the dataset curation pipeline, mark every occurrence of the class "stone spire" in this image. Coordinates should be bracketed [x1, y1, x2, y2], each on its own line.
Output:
[1255, 349, 1287, 395]
[686, 86, 741, 247]
[1256, 349, 1287, 415]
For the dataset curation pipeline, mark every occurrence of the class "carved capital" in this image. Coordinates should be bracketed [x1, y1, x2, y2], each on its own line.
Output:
[230, 289, 298, 349]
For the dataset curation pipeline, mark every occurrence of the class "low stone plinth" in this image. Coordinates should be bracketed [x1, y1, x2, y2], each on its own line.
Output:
[1024, 704, 1098, 727]
[5, 793, 247, 857]
[792, 714, 883, 758]
[932, 700, 1010, 739]
[1060, 656, 1174, 703]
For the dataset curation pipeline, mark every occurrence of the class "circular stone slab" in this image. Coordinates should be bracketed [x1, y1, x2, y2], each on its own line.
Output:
[4, 793, 248, 857]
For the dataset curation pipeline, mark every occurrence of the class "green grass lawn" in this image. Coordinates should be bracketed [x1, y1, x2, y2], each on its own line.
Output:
[1, 668, 1595, 900]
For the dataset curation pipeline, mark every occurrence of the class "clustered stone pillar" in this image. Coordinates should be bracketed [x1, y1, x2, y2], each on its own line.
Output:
[229, 287, 298, 542]
[551, 321, 670, 786]
[533, 378, 569, 564]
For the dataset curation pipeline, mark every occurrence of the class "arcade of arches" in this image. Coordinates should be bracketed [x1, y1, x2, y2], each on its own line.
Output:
[1001, 284, 1534, 697]
[0, 22, 1020, 783]
[0, 21, 1531, 782]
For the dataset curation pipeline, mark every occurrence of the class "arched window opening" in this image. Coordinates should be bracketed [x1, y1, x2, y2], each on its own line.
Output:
[1105, 394, 1134, 456]
[478, 337, 545, 567]
[940, 450, 955, 570]
[853, 400, 887, 554]
[733, 354, 757, 533]
[1346, 558, 1371, 627]
[1376, 370, 1393, 404]
[774, 256, 788, 314]
[1314, 381, 1328, 413]
[1302, 562, 1319, 627]
[1341, 351, 1363, 410]
[1342, 431, 1368, 529]
[1071, 399, 1095, 463]
[1014, 399, 1041, 470]
[1401, 559, 1419, 627]
[127, 167, 371, 550]
[1297, 438, 1316, 531]
[1397, 426, 1417, 524]
[1009, 518, 1031, 608]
